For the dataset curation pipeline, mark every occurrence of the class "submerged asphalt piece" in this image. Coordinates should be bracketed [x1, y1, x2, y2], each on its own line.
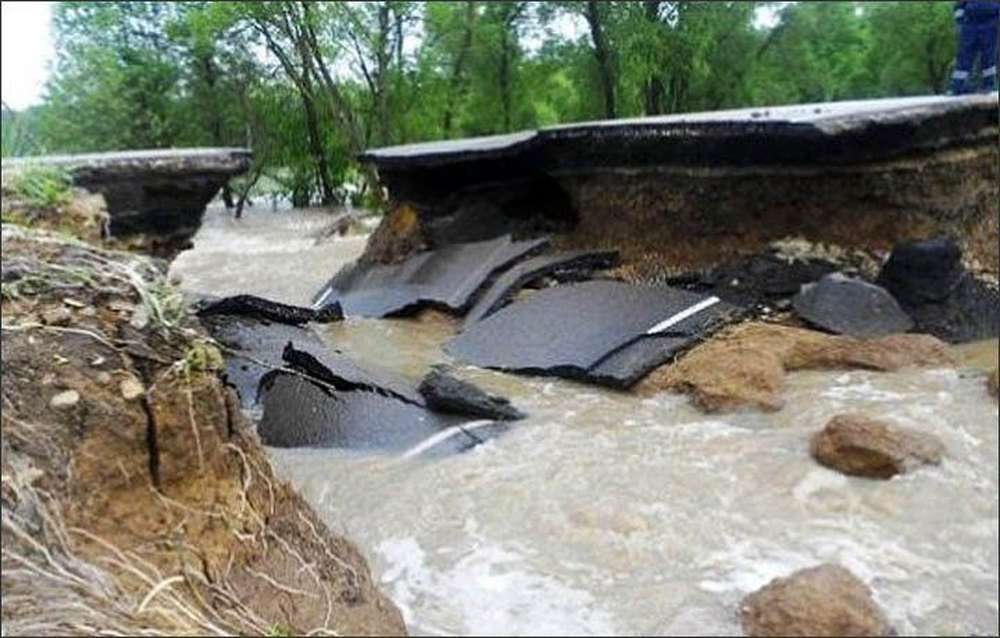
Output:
[418, 369, 526, 421]
[202, 313, 420, 408]
[258, 372, 507, 457]
[463, 250, 619, 326]
[445, 280, 733, 385]
[202, 315, 329, 407]
[196, 294, 343, 325]
[792, 273, 914, 338]
[313, 235, 550, 318]
[204, 315, 510, 455]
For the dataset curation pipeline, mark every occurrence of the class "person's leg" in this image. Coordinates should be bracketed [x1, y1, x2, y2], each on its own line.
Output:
[979, 23, 997, 92]
[951, 22, 979, 94]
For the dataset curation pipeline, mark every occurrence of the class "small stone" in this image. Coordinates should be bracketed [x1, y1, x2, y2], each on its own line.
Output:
[95, 371, 113, 385]
[50, 390, 80, 410]
[80, 306, 98, 318]
[62, 298, 86, 308]
[810, 414, 944, 479]
[90, 355, 106, 367]
[740, 564, 893, 637]
[119, 376, 146, 401]
[41, 306, 73, 327]
[130, 305, 150, 330]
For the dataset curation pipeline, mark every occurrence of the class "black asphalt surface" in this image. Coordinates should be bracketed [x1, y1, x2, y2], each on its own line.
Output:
[445, 280, 733, 384]
[463, 250, 619, 326]
[314, 235, 550, 317]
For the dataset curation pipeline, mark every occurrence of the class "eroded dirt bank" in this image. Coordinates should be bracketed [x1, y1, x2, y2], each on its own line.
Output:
[0, 209, 405, 635]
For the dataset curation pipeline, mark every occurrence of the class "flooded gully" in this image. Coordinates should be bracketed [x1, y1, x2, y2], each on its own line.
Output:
[172, 207, 999, 637]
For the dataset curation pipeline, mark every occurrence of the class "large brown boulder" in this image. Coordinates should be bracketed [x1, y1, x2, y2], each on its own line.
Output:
[739, 564, 893, 637]
[810, 414, 944, 479]
[639, 323, 954, 412]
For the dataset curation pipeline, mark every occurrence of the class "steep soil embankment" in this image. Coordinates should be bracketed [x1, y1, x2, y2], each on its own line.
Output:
[1, 212, 405, 634]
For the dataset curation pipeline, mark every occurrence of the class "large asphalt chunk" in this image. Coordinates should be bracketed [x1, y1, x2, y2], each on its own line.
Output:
[445, 280, 732, 382]
[463, 250, 619, 326]
[259, 372, 455, 450]
[418, 369, 526, 421]
[258, 372, 509, 456]
[792, 273, 914, 338]
[313, 235, 550, 318]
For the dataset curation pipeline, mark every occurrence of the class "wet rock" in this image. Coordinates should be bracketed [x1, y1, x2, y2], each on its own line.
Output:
[463, 250, 619, 326]
[446, 280, 735, 388]
[640, 323, 954, 412]
[878, 237, 964, 305]
[792, 273, 913, 338]
[739, 564, 893, 637]
[810, 414, 944, 479]
[314, 235, 550, 318]
[418, 369, 526, 421]
[196, 294, 343, 325]
[49, 390, 80, 410]
[877, 238, 1000, 343]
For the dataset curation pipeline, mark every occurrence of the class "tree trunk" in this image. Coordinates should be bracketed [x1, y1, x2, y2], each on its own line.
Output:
[642, 0, 665, 115]
[585, 0, 616, 119]
[443, 1, 478, 136]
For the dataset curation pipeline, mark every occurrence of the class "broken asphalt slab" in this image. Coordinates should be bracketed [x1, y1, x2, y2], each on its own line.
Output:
[792, 273, 914, 339]
[196, 294, 343, 325]
[259, 372, 508, 457]
[361, 95, 998, 171]
[202, 314, 420, 409]
[418, 369, 526, 421]
[202, 314, 518, 455]
[313, 235, 550, 318]
[463, 249, 619, 326]
[445, 280, 736, 386]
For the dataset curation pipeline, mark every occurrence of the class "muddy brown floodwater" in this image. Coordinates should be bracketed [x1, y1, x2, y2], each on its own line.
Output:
[172, 207, 999, 637]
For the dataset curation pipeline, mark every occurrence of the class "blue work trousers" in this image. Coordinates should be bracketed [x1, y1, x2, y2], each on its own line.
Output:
[951, 20, 998, 93]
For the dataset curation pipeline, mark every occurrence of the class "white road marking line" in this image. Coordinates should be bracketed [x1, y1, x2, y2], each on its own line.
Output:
[645, 296, 721, 335]
[401, 420, 496, 459]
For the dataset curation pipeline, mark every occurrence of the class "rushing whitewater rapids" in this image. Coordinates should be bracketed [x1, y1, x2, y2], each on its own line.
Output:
[172, 207, 999, 636]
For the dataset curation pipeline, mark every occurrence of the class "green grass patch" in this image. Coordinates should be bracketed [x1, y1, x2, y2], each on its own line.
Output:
[6, 164, 74, 209]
